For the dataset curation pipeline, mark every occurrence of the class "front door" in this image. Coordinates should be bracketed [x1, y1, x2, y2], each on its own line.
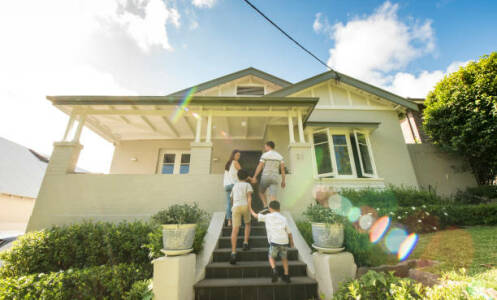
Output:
[238, 151, 263, 211]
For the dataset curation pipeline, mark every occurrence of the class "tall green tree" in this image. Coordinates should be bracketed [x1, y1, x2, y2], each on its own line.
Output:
[423, 52, 497, 185]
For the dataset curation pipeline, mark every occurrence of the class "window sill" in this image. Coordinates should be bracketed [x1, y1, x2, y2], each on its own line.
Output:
[313, 177, 386, 189]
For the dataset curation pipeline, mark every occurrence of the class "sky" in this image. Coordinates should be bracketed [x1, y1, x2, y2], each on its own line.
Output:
[1, 0, 496, 173]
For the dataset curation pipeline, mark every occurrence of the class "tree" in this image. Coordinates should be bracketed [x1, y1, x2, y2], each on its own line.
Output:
[423, 52, 497, 185]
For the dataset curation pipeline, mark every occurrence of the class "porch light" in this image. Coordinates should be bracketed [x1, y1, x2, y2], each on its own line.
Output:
[130, 157, 138, 162]
[241, 121, 247, 127]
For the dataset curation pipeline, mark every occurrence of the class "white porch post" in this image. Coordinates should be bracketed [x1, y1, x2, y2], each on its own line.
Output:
[195, 115, 203, 142]
[288, 113, 296, 144]
[206, 112, 212, 143]
[62, 113, 76, 141]
[72, 114, 87, 143]
[297, 110, 306, 143]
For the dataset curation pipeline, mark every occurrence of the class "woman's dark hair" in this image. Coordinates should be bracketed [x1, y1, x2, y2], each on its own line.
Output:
[225, 149, 240, 171]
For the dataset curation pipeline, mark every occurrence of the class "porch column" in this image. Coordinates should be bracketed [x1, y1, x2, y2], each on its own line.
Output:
[62, 113, 76, 141]
[206, 112, 212, 143]
[297, 110, 306, 143]
[288, 113, 296, 144]
[72, 114, 86, 142]
[195, 115, 203, 142]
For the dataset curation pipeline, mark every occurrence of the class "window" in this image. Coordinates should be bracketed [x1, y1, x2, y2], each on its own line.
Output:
[353, 131, 376, 177]
[236, 86, 265, 96]
[158, 150, 190, 174]
[311, 128, 377, 178]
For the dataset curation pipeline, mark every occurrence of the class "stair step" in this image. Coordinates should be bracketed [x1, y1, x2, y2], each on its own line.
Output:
[194, 277, 318, 300]
[205, 261, 308, 279]
[222, 226, 266, 236]
[218, 236, 268, 248]
[213, 248, 299, 262]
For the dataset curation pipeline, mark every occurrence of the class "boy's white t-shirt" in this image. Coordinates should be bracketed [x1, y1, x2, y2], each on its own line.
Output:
[259, 150, 284, 176]
[257, 212, 290, 245]
[230, 182, 253, 208]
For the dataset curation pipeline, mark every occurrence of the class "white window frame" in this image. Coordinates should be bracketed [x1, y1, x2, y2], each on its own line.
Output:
[353, 130, 378, 178]
[235, 84, 266, 96]
[310, 128, 357, 178]
[157, 150, 191, 175]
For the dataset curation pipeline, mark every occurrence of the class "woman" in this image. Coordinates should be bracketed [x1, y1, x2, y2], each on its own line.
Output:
[223, 150, 241, 226]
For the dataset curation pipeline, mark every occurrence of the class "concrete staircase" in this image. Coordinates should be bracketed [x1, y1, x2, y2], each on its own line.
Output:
[194, 221, 318, 300]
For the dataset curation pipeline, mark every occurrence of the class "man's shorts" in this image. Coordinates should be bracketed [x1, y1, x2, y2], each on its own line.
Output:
[269, 243, 288, 259]
[260, 174, 279, 197]
[232, 205, 251, 227]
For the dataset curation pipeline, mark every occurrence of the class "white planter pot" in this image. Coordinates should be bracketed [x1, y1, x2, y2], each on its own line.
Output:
[162, 224, 197, 251]
[311, 222, 344, 249]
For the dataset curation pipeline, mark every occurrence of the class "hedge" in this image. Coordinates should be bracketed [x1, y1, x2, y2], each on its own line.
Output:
[0, 221, 155, 277]
[0, 263, 151, 299]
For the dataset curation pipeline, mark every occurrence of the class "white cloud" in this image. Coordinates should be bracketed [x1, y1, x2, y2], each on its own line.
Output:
[192, 0, 216, 9]
[313, 1, 471, 98]
[0, 0, 181, 173]
[388, 61, 470, 98]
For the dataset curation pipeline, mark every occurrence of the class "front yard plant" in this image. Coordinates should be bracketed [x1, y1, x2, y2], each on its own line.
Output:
[303, 204, 345, 249]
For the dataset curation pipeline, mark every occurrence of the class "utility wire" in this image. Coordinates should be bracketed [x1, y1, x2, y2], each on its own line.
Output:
[242, 0, 338, 76]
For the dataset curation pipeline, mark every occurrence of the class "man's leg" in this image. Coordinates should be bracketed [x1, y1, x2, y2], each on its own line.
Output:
[259, 190, 267, 208]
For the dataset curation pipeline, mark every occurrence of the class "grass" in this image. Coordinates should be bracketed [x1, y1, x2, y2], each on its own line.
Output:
[410, 226, 497, 275]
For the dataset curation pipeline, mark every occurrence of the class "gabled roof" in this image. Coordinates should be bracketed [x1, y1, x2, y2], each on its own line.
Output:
[0, 137, 48, 198]
[266, 70, 419, 111]
[166, 67, 292, 97]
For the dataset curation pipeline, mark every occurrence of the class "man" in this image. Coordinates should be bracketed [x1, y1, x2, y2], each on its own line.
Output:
[252, 141, 286, 210]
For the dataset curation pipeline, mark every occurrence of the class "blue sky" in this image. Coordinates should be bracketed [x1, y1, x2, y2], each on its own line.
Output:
[1, 0, 496, 172]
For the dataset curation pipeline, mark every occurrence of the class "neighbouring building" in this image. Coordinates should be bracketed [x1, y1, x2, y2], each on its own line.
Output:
[0, 137, 49, 234]
[27, 67, 477, 231]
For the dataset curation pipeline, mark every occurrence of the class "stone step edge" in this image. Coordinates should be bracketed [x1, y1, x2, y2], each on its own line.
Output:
[194, 276, 317, 288]
[206, 261, 306, 268]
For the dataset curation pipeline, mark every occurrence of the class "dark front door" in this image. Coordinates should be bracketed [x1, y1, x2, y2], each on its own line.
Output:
[238, 151, 263, 211]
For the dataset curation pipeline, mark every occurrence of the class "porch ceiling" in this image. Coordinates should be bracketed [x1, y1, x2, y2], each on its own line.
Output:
[48, 95, 318, 143]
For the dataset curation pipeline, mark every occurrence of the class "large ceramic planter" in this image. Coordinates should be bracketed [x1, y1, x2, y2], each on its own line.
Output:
[162, 224, 196, 251]
[311, 222, 344, 249]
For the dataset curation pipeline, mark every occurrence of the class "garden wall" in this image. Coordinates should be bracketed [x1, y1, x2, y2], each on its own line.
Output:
[407, 144, 477, 195]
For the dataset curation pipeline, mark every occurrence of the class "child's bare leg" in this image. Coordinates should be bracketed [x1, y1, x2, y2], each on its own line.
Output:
[231, 226, 239, 253]
[259, 191, 267, 207]
[282, 258, 289, 275]
[268, 256, 276, 269]
[244, 223, 251, 244]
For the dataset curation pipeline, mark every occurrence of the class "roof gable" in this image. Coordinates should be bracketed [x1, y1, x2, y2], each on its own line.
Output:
[167, 67, 291, 97]
[266, 70, 418, 111]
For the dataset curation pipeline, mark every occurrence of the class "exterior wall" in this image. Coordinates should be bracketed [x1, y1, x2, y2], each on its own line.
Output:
[407, 144, 477, 195]
[110, 128, 292, 175]
[0, 193, 35, 233]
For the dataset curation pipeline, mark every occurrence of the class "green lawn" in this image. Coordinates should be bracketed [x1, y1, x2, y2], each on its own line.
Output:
[410, 226, 497, 275]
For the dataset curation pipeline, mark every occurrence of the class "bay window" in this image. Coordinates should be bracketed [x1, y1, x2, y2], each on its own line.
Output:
[311, 128, 377, 178]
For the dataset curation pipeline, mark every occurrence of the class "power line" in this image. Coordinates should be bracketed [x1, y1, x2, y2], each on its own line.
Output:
[242, 0, 338, 76]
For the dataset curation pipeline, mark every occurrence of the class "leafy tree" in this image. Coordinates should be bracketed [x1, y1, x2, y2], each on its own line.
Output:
[423, 52, 497, 184]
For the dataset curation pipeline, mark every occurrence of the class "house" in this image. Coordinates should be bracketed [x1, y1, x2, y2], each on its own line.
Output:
[400, 98, 429, 144]
[0, 137, 49, 234]
[26, 67, 476, 231]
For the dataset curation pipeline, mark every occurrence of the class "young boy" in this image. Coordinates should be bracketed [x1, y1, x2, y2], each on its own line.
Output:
[229, 169, 253, 265]
[251, 201, 294, 283]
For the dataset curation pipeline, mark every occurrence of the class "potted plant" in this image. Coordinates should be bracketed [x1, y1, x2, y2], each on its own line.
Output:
[304, 204, 345, 250]
[152, 203, 209, 255]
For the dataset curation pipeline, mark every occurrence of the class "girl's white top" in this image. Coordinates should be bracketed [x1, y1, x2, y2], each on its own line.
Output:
[223, 161, 239, 186]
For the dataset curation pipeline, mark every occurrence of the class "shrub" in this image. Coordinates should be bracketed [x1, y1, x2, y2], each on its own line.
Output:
[152, 203, 209, 225]
[380, 203, 497, 231]
[124, 279, 153, 300]
[340, 186, 447, 209]
[303, 204, 345, 224]
[333, 270, 425, 299]
[454, 185, 497, 204]
[296, 220, 389, 267]
[0, 221, 155, 277]
[0, 263, 151, 299]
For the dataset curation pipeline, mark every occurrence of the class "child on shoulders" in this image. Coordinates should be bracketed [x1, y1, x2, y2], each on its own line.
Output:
[251, 201, 294, 283]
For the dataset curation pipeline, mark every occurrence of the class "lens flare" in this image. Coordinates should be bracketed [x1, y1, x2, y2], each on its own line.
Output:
[385, 228, 408, 254]
[398, 233, 418, 261]
[369, 216, 390, 243]
[347, 207, 361, 222]
[335, 196, 353, 217]
[359, 214, 374, 230]
[171, 87, 197, 123]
